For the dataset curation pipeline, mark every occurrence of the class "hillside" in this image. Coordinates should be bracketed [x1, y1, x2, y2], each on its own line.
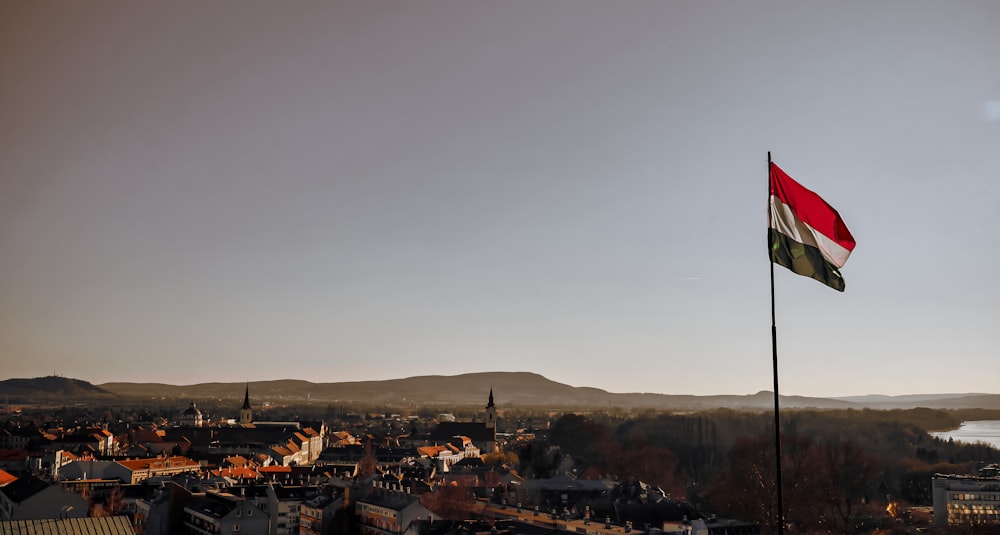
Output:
[94, 373, 1000, 410]
[3, 372, 998, 410]
[0, 376, 118, 402]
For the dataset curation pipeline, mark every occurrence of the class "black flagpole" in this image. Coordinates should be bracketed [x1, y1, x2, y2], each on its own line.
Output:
[768, 151, 785, 535]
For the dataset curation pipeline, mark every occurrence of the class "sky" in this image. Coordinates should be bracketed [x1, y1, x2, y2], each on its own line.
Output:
[1, 1, 998, 398]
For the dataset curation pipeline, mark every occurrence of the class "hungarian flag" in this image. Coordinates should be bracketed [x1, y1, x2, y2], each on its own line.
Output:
[768, 162, 856, 291]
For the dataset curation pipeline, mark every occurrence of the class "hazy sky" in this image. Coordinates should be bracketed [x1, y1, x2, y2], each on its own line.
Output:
[2, 1, 998, 397]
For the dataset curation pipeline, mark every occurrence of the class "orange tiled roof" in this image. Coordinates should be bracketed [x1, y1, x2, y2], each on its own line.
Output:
[210, 466, 261, 479]
[258, 466, 292, 473]
[417, 445, 447, 458]
[224, 455, 249, 467]
[117, 456, 199, 471]
[0, 469, 17, 486]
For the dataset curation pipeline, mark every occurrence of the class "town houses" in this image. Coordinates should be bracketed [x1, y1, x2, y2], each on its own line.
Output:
[4, 379, 990, 534]
[0, 386, 590, 534]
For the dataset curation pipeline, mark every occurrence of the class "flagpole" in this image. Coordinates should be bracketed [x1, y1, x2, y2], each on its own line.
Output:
[768, 151, 785, 535]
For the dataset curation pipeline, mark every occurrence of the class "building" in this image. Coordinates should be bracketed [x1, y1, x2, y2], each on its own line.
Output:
[46, 428, 117, 456]
[300, 491, 342, 535]
[159, 386, 324, 467]
[932, 466, 1000, 526]
[133, 484, 172, 535]
[264, 483, 311, 535]
[59, 456, 201, 485]
[416, 438, 481, 473]
[356, 482, 434, 535]
[427, 389, 497, 454]
[0, 515, 136, 535]
[39, 450, 75, 480]
[116, 457, 202, 484]
[183, 491, 270, 535]
[239, 385, 253, 425]
[180, 403, 204, 428]
[0, 475, 88, 521]
[267, 429, 324, 467]
[0, 449, 31, 476]
[0, 425, 38, 450]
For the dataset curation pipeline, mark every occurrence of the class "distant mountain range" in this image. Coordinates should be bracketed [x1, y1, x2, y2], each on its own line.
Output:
[2, 372, 999, 411]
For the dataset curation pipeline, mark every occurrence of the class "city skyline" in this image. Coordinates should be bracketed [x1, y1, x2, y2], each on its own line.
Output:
[2, 1, 998, 397]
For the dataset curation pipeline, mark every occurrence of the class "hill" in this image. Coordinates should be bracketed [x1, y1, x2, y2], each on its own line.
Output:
[100, 372, 811, 410]
[3, 372, 998, 410]
[0, 376, 117, 403]
[95, 372, 1000, 411]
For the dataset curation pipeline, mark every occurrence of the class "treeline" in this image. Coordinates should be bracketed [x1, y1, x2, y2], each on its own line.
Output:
[539, 408, 1000, 531]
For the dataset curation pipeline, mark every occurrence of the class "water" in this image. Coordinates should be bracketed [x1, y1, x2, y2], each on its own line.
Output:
[931, 420, 1000, 449]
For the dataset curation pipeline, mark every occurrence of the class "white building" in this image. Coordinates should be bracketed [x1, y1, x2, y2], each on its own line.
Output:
[180, 403, 204, 427]
[932, 466, 1000, 526]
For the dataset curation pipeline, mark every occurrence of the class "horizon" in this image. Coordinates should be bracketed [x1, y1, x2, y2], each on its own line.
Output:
[2, 371, 996, 400]
[2, 2, 998, 398]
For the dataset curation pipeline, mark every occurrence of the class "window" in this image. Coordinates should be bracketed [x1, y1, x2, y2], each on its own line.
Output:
[233, 524, 240, 532]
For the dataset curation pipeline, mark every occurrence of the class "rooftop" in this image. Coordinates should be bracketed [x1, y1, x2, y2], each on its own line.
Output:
[0, 516, 135, 535]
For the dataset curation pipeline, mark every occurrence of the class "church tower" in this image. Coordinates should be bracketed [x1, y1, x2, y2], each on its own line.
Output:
[485, 388, 496, 431]
[181, 402, 203, 427]
[239, 384, 253, 425]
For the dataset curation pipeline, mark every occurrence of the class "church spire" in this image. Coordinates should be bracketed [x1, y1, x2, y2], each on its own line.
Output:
[239, 384, 253, 425]
[485, 387, 496, 431]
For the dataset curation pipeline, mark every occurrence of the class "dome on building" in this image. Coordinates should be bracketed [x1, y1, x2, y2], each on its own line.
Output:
[183, 402, 201, 416]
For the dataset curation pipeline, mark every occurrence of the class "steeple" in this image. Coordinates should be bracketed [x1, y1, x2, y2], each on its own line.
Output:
[485, 387, 496, 431]
[239, 384, 253, 425]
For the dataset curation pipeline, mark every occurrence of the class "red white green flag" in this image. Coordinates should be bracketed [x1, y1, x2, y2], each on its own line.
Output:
[768, 162, 856, 291]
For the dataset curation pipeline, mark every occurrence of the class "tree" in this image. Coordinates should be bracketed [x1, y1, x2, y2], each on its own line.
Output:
[515, 441, 560, 479]
[420, 482, 478, 520]
[704, 435, 781, 533]
[605, 435, 681, 496]
[807, 440, 881, 534]
[706, 433, 887, 535]
[481, 450, 518, 466]
[550, 414, 613, 463]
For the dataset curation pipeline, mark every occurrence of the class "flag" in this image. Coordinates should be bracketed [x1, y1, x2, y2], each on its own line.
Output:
[768, 162, 856, 291]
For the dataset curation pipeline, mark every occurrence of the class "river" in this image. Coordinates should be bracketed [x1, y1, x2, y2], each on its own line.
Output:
[930, 420, 1000, 449]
